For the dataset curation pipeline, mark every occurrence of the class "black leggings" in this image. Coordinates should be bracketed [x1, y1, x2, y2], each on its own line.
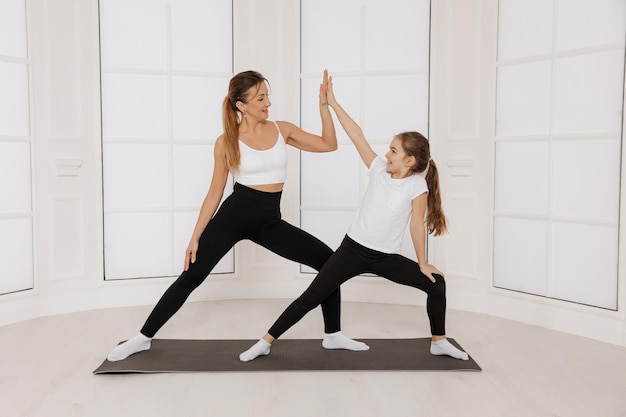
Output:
[268, 235, 447, 338]
[140, 183, 340, 337]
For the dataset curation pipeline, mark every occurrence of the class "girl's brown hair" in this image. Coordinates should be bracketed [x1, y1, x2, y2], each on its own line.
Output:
[222, 70, 269, 171]
[397, 131, 448, 236]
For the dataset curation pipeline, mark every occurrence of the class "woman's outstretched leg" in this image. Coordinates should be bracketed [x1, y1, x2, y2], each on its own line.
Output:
[107, 197, 244, 362]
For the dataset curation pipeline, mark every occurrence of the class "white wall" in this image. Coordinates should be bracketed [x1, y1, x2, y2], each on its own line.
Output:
[1, 0, 625, 347]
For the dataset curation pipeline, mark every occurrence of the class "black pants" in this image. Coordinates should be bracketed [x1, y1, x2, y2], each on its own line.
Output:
[140, 183, 340, 337]
[268, 235, 446, 338]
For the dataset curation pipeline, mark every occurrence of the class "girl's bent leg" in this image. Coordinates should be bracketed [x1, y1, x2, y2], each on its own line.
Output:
[266, 243, 369, 351]
[251, 220, 341, 333]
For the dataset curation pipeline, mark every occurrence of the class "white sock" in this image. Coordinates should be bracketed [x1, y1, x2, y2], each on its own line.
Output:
[322, 331, 370, 351]
[107, 333, 152, 362]
[430, 338, 469, 360]
[239, 339, 271, 362]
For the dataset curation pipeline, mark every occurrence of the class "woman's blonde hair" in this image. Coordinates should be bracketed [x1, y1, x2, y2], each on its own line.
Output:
[221, 70, 269, 171]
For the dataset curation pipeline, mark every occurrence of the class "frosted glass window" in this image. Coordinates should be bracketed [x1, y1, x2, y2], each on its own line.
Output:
[0, 62, 30, 137]
[0, 0, 32, 296]
[493, 0, 625, 309]
[103, 144, 169, 210]
[301, 146, 361, 207]
[170, 0, 232, 72]
[365, 74, 429, 138]
[101, 74, 168, 139]
[0, 0, 27, 58]
[0, 142, 32, 213]
[172, 144, 213, 208]
[0, 219, 34, 294]
[552, 139, 621, 221]
[495, 61, 552, 137]
[99, 0, 168, 70]
[551, 222, 618, 309]
[364, 0, 430, 71]
[494, 142, 549, 215]
[172, 77, 229, 140]
[300, 1, 431, 271]
[493, 218, 549, 295]
[557, 0, 626, 51]
[301, 0, 361, 73]
[497, 0, 553, 60]
[100, 0, 233, 280]
[554, 51, 625, 135]
[104, 213, 170, 280]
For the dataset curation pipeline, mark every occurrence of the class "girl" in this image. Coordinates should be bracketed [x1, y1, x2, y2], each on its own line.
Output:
[107, 70, 367, 362]
[239, 77, 468, 362]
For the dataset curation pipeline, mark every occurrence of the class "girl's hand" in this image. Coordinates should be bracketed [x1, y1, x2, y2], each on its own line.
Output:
[326, 74, 338, 108]
[319, 69, 329, 106]
[184, 239, 199, 271]
[420, 263, 444, 283]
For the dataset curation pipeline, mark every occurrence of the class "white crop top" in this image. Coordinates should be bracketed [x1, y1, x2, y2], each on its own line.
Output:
[233, 121, 288, 185]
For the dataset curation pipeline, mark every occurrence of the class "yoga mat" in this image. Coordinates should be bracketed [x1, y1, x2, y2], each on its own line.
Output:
[94, 338, 480, 374]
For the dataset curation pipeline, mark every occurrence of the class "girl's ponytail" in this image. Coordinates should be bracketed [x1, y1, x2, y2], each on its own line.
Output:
[424, 159, 447, 236]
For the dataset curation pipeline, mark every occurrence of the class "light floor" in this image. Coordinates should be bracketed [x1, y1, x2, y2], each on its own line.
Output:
[1, 298, 625, 417]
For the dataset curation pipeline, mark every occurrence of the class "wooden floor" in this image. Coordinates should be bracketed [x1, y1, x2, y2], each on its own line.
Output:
[1, 298, 625, 417]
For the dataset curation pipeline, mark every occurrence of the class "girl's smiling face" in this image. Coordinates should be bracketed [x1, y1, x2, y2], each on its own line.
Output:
[385, 137, 415, 179]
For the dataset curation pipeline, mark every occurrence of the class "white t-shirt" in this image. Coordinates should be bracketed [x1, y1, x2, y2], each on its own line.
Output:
[347, 156, 428, 254]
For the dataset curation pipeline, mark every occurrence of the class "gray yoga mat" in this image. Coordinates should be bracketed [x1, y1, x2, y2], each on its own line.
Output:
[94, 338, 480, 374]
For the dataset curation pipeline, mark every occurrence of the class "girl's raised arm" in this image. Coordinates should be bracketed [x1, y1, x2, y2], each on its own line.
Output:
[326, 77, 377, 168]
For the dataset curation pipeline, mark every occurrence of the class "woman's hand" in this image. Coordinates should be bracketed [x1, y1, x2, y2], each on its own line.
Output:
[420, 263, 444, 283]
[184, 238, 199, 271]
[319, 69, 329, 106]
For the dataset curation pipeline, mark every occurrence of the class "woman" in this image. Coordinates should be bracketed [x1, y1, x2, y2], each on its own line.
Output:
[240, 77, 469, 362]
[107, 70, 367, 361]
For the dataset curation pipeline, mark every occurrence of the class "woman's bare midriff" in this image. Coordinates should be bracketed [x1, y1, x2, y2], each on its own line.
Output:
[247, 183, 284, 193]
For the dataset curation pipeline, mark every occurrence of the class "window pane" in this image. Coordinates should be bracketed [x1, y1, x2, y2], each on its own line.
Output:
[494, 142, 549, 215]
[552, 139, 621, 221]
[557, 0, 626, 51]
[495, 61, 552, 137]
[554, 51, 625, 135]
[301, 146, 361, 207]
[171, 0, 232, 72]
[104, 213, 170, 280]
[99, 0, 168, 69]
[103, 144, 169, 210]
[0, 62, 30, 137]
[493, 218, 548, 295]
[301, 0, 361, 73]
[0, 218, 33, 294]
[364, 0, 430, 71]
[173, 144, 213, 208]
[0, 0, 32, 296]
[494, 0, 624, 309]
[0, 0, 27, 58]
[172, 76, 229, 140]
[100, 0, 233, 280]
[101, 74, 168, 139]
[551, 222, 618, 309]
[0, 142, 32, 213]
[365, 74, 429, 138]
[497, 0, 553, 60]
